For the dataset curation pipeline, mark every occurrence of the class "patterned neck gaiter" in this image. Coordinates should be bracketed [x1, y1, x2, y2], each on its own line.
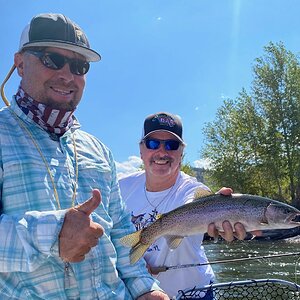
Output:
[15, 87, 75, 135]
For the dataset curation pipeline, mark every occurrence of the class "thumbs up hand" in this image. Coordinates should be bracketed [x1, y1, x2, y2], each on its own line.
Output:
[59, 189, 104, 262]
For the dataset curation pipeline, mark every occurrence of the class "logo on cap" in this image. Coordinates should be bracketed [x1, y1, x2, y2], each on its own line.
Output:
[75, 29, 85, 44]
[152, 114, 176, 128]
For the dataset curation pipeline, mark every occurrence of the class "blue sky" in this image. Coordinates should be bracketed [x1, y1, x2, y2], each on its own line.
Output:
[2, 1, 300, 176]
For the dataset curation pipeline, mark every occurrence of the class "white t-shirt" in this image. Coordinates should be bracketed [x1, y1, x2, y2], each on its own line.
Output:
[119, 171, 215, 298]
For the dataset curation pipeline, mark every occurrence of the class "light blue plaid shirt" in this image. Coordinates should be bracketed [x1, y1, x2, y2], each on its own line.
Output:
[0, 98, 161, 299]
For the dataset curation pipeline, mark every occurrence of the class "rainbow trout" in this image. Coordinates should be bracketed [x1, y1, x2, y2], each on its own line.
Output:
[120, 189, 300, 264]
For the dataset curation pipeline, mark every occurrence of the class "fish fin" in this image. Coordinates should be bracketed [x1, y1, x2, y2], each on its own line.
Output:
[165, 235, 184, 249]
[130, 242, 150, 264]
[120, 230, 142, 247]
[120, 231, 150, 264]
[193, 188, 213, 200]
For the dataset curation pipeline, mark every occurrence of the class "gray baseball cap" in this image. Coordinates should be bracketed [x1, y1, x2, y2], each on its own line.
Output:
[19, 13, 101, 62]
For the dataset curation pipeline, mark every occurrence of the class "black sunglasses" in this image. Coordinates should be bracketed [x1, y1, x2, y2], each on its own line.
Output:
[25, 50, 90, 75]
[143, 138, 182, 151]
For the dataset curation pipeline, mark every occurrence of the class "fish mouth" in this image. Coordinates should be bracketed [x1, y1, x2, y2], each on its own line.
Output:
[286, 213, 300, 224]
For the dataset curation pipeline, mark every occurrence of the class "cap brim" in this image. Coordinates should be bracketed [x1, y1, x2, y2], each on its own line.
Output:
[22, 41, 101, 62]
[142, 129, 185, 144]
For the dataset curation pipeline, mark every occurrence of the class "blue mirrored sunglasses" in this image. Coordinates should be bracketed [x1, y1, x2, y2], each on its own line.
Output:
[143, 138, 181, 151]
[25, 50, 90, 75]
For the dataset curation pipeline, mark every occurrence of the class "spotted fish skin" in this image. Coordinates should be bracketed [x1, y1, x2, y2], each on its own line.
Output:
[120, 190, 300, 264]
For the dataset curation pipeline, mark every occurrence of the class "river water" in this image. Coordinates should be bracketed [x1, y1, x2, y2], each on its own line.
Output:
[203, 236, 300, 284]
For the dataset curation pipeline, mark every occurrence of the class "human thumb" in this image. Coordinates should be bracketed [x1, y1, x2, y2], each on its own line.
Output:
[76, 189, 101, 216]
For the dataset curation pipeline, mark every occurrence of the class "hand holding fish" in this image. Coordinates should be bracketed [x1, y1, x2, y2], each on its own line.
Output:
[207, 187, 261, 242]
[121, 189, 300, 264]
[208, 221, 247, 242]
[59, 189, 104, 262]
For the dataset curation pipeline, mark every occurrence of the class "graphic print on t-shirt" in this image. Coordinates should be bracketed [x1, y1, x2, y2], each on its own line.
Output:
[131, 208, 161, 252]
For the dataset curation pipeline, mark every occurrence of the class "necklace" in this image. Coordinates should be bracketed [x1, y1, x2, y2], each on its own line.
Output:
[9, 109, 78, 209]
[144, 183, 175, 211]
[8, 108, 78, 284]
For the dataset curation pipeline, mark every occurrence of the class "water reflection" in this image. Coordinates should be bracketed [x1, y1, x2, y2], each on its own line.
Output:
[203, 237, 300, 284]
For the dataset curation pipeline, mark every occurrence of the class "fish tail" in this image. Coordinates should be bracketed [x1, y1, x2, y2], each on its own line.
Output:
[130, 242, 150, 264]
[120, 230, 150, 264]
[120, 230, 142, 247]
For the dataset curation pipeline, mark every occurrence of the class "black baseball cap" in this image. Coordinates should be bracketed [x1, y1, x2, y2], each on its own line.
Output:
[141, 112, 184, 143]
[19, 13, 101, 62]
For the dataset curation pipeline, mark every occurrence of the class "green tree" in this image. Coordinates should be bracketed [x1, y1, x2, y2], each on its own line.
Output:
[181, 153, 196, 177]
[253, 42, 300, 204]
[201, 42, 300, 206]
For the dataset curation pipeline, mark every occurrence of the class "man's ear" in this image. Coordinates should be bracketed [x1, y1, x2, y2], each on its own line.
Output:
[14, 53, 24, 76]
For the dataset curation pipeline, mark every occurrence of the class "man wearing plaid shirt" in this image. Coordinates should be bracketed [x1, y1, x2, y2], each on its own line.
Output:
[0, 13, 169, 300]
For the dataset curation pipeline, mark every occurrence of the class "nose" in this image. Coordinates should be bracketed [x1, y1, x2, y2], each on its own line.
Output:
[57, 63, 75, 82]
[156, 142, 168, 153]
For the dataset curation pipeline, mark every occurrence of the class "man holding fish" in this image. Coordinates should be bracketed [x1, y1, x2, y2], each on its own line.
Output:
[119, 112, 247, 298]
[119, 112, 300, 299]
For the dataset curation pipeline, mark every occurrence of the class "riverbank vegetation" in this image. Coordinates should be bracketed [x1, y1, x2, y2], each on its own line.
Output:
[201, 42, 300, 208]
